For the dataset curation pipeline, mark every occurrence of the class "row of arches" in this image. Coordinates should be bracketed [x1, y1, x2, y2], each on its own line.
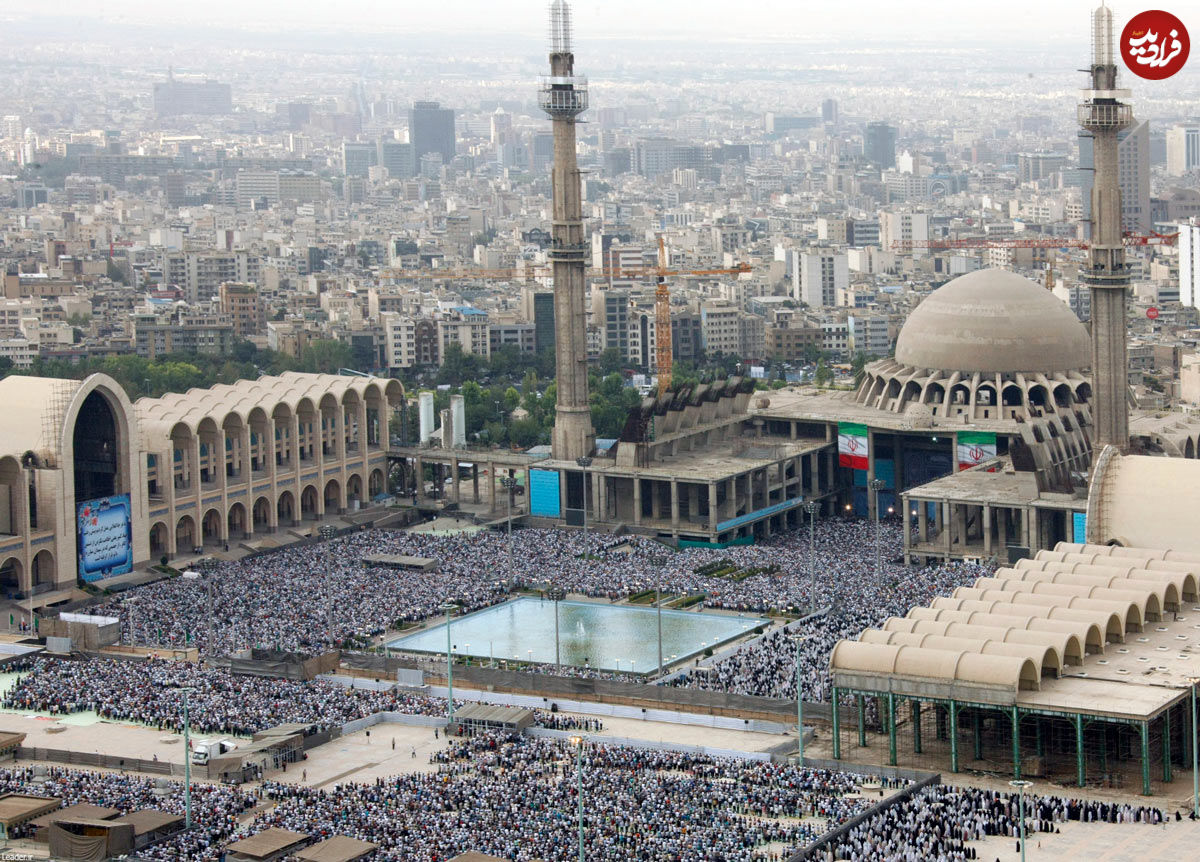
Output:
[151, 377, 403, 498]
[857, 362, 1092, 422]
[0, 549, 56, 599]
[149, 469, 386, 558]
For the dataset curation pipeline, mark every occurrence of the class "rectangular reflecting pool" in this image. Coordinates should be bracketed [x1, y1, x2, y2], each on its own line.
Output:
[388, 597, 768, 673]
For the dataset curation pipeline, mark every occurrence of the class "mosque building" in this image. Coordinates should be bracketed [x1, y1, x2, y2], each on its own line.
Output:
[0, 372, 403, 605]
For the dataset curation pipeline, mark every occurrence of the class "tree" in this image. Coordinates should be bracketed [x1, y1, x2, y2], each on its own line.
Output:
[814, 358, 833, 387]
[231, 340, 258, 363]
[851, 351, 871, 388]
[597, 347, 623, 376]
[300, 339, 354, 374]
[106, 260, 126, 284]
[509, 417, 544, 448]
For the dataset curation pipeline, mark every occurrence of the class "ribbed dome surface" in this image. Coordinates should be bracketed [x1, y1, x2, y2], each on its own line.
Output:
[894, 268, 1091, 374]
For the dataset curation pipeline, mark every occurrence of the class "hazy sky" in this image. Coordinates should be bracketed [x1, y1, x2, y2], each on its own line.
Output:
[7, 0, 1124, 44]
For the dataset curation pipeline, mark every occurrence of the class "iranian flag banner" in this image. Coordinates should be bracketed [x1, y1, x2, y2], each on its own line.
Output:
[957, 431, 997, 470]
[838, 422, 869, 470]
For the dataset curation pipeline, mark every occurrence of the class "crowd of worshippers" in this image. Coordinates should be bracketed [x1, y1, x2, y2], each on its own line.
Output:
[232, 734, 883, 862]
[0, 656, 454, 735]
[819, 784, 1167, 861]
[76, 521, 994, 699]
[0, 764, 254, 859]
[86, 521, 938, 655]
[663, 553, 994, 701]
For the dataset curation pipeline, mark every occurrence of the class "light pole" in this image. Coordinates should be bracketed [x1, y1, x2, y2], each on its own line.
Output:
[869, 478, 886, 577]
[570, 735, 586, 862]
[548, 584, 565, 669]
[181, 687, 193, 830]
[500, 476, 517, 581]
[127, 597, 138, 648]
[439, 601, 457, 726]
[649, 556, 666, 675]
[1009, 779, 1032, 862]
[790, 633, 811, 763]
[802, 501, 818, 614]
[575, 457, 592, 543]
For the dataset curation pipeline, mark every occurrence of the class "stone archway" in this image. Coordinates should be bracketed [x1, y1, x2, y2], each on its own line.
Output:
[176, 515, 196, 554]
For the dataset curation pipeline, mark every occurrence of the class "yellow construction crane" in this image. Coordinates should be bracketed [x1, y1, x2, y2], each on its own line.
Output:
[654, 235, 672, 395]
[381, 244, 751, 397]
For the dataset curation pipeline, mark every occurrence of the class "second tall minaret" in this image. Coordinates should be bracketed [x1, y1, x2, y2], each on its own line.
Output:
[1079, 3, 1133, 455]
[541, 0, 594, 462]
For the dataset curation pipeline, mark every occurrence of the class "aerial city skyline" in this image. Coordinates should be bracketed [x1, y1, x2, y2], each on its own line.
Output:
[0, 1, 1199, 860]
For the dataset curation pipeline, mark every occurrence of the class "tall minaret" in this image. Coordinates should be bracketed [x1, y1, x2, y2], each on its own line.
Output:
[1079, 3, 1133, 455]
[541, 0, 594, 462]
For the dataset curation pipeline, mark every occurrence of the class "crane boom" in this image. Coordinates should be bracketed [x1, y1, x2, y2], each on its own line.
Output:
[890, 232, 1178, 251]
[379, 262, 751, 280]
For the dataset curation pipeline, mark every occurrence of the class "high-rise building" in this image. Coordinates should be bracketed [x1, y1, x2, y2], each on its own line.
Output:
[797, 251, 849, 308]
[381, 312, 417, 370]
[218, 282, 264, 338]
[342, 142, 377, 177]
[521, 288, 557, 353]
[409, 101, 455, 164]
[822, 99, 838, 125]
[1018, 152, 1069, 183]
[864, 122, 897, 170]
[1079, 119, 1150, 234]
[490, 109, 513, 144]
[1167, 125, 1200, 176]
[530, 131, 554, 173]
[879, 211, 929, 256]
[377, 139, 414, 178]
[1179, 219, 1200, 308]
[153, 77, 232, 116]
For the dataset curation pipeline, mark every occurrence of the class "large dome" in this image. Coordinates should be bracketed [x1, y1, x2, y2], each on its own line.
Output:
[894, 268, 1090, 374]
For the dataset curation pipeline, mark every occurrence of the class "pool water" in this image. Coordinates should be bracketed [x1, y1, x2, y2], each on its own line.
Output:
[387, 597, 767, 673]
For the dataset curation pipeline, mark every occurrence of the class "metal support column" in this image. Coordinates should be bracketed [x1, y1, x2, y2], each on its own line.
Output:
[1076, 713, 1086, 788]
[1163, 708, 1172, 783]
[1012, 706, 1021, 780]
[857, 694, 866, 747]
[887, 692, 897, 766]
[1036, 718, 1044, 758]
[913, 700, 922, 754]
[974, 710, 983, 760]
[949, 700, 959, 773]
[1141, 721, 1152, 796]
[831, 687, 841, 760]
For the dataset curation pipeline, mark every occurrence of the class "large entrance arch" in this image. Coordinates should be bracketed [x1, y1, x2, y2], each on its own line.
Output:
[149, 521, 169, 559]
[346, 473, 363, 508]
[227, 502, 247, 540]
[253, 496, 272, 532]
[201, 508, 222, 547]
[369, 468, 385, 499]
[73, 390, 120, 502]
[31, 549, 54, 591]
[300, 485, 319, 520]
[324, 479, 342, 514]
[176, 515, 196, 553]
[277, 490, 296, 525]
[0, 557, 22, 598]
